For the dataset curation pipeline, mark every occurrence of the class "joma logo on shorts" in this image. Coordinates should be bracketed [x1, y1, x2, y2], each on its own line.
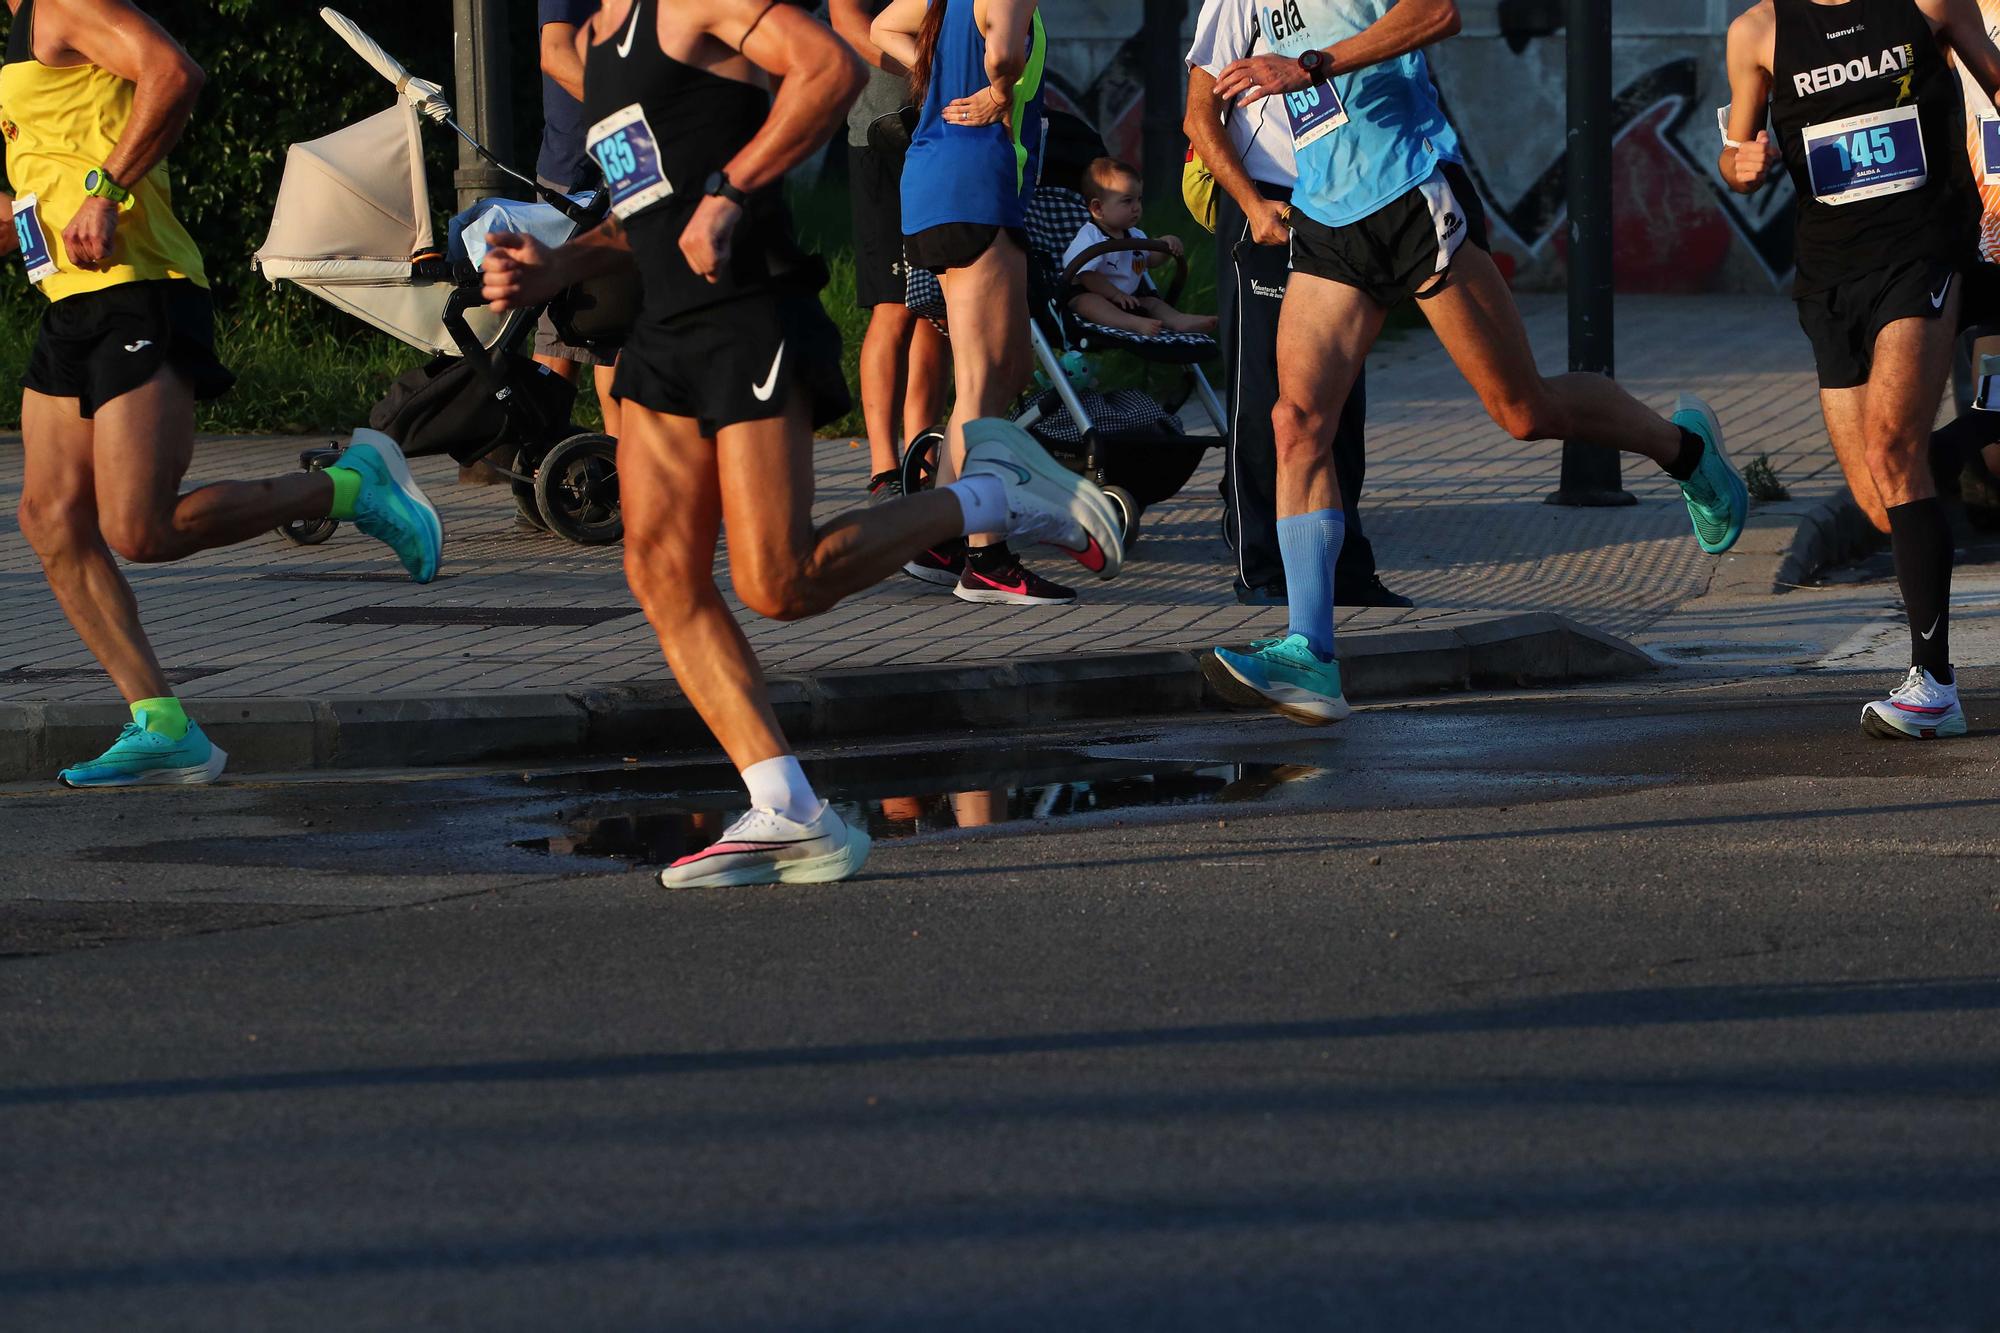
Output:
[1792, 43, 1913, 97]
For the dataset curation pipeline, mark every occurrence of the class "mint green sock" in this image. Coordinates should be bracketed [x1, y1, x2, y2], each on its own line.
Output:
[132, 696, 190, 741]
[325, 466, 362, 520]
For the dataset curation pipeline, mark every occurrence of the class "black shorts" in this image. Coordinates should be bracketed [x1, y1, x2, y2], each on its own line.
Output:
[849, 145, 911, 309]
[22, 279, 235, 418]
[904, 222, 1028, 275]
[1287, 162, 1490, 308]
[613, 292, 851, 437]
[1796, 255, 1958, 390]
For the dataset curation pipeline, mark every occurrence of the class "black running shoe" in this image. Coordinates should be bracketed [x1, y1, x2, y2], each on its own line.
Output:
[954, 554, 1077, 605]
[1336, 574, 1414, 608]
[868, 469, 903, 506]
[904, 539, 966, 587]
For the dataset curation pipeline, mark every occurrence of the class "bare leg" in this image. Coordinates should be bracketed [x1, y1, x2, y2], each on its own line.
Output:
[1417, 246, 1680, 466]
[595, 362, 623, 439]
[936, 234, 1031, 544]
[1859, 301, 1957, 508]
[1070, 291, 1162, 336]
[903, 314, 951, 444]
[1137, 295, 1217, 334]
[533, 352, 580, 384]
[1271, 271, 1388, 519]
[860, 302, 918, 475]
[1821, 386, 1888, 533]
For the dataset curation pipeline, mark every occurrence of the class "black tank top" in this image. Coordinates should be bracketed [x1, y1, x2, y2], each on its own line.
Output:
[1771, 0, 1977, 293]
[582, 0, 823, 317]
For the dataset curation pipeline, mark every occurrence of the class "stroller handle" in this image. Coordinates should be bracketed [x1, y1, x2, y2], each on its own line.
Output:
[1060, 238, 1188, 307]
[319, 8, 453, 123]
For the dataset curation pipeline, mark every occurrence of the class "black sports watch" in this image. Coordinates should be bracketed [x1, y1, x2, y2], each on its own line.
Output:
[704, 170, 748, 207]
[1296, 48, 1330, 84]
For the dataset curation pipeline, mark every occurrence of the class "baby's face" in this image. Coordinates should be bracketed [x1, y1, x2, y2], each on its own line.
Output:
[1090, 175, 1145, 232]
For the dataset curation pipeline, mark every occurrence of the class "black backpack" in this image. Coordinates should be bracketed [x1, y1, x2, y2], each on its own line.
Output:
[368, 352, 577, 465]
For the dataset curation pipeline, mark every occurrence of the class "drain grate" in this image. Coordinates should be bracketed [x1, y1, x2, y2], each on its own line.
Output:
[0, 665, 219, 685]
[312, 606, 636, 628]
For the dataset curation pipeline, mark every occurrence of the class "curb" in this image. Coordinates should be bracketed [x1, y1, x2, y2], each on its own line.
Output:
[1704, 491, 1877, 597]
[0, 612, 1651, 781]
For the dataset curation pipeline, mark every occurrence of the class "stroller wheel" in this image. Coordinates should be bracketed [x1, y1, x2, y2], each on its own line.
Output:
[512, 479, 549, 530]
[278, 516, 339, 546]
[535, 432, 622, 545]
[1103, 484, 1140, 546]
[900, 428, 944, 494]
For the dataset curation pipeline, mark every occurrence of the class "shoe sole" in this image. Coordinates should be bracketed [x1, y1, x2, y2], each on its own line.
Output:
[903, 562, 963, 587]
[1861, 704, 1968, 740]
[658, 826, 873, 888]
[357, 432, 445, 583]
[58, 743, 229, 788]
[1674, 392, 1747, 555]
[965, 418, 1124, 580]
[953, 584, 1077, 606]
[1201, 651, 1351, 726]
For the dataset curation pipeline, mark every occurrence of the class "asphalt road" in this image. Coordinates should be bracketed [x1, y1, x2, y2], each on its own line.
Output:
[3, 668, 1998, 1331]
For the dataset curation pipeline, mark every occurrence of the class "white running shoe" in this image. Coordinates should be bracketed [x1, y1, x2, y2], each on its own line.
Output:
[1860, 666, 1968, 740]
[657, 803, 872, 889]
[959, 417, 1124, 581]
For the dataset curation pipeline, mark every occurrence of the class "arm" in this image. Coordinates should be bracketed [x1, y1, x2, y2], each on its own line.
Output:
[944, 0, 1036, 126]
[870, 0, 927, 76]
[1, 191, 16, 258]
[1213, 0, 1459, 104]
[481, 215, 635, 313]
[44, 0, 204, 269]
[1183, 65, 1288, 246]
[831, 0, 895, 74]
[1718, 3, 1778, 194]
[541, 21, 586, 101]
[1926, 0, 2000, 103]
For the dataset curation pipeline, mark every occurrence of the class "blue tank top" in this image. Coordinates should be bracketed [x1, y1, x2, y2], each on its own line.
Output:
[1272, 0, 1461, 229]
[901, 1, 1046, 235]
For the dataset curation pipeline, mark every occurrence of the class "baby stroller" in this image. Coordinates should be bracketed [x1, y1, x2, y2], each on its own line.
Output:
[252, 9, 625, 547]
[900, 114, 1226, 546]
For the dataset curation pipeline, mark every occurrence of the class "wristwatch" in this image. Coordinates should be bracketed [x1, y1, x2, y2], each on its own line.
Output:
[83, 167, 133, 209]
[1296, 48, 1330, 84]
[704, 170, 748, 207]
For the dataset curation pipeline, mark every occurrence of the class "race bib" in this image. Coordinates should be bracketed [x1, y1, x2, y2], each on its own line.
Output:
[1282, 81, 1348, 151]
[12, 193, 57, 284]
[586, 104, 674, 220]
[1981, 115, 2000, 186]
[1801, 104, 1926, 205]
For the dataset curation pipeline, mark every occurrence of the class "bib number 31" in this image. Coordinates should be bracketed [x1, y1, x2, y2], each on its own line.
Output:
[1801, 104, 1926, 205]
[587, 104, 674, 220]
[12, 193, 58, 284]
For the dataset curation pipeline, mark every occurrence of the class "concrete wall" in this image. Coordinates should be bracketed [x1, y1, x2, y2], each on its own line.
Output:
[1043, 0, 1794, 292]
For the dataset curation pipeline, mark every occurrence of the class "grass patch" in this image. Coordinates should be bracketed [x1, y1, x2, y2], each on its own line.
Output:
[1744, 453, 1789, 503]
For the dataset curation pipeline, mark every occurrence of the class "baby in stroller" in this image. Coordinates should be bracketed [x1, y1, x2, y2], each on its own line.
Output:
[1061, 157, 1218, 338]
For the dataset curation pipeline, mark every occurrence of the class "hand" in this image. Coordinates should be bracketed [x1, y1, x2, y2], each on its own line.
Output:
[680, 194, 742, 284]
[1160, 234, 1185, 259]
[1113, 289, 1141, 312]
[1248, 198, 1291, 247]
[480, 231, 562, 311]
[62, 197, 119, 271]
[1731, 130, 1776, 189]
[943, 84, 1010, 127]
[1213, 52, 1311, 106]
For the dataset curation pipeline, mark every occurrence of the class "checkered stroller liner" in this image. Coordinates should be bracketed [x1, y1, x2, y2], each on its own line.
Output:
[1023, 387, 1208, 508]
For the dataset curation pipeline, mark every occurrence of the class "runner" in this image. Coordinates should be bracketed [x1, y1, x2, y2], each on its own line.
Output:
[482, 0, 1121, 888]
[1721, 0, 2000, 739]
[1201, 0, 1745, 727]
[0, 0, 440, 787]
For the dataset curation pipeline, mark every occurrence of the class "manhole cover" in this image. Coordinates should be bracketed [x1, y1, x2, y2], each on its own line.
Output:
[313, 606, 635, 627]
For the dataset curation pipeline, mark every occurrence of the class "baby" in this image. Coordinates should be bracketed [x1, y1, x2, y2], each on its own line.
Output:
[1061, 157, 1218, 337]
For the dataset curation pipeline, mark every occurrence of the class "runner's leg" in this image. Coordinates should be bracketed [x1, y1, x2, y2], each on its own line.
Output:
[595, 364, 623, 439]
[1820, 386, 1890, 532]
[1862, 303, 1957, 682]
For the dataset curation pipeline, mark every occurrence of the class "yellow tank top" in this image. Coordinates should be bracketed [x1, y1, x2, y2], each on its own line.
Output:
[0, 6, 207, 303]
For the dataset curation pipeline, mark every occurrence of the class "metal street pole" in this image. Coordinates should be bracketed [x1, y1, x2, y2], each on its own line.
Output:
[1142, 0, 1189, 205]
[1546, 0, 1632, 507]
[452, 0, 514, 212]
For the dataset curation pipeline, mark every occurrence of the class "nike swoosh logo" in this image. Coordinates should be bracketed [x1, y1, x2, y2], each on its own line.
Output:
[984, 459, 1033, 485]
[124, 340, 152, 353]
[969, 572, 1031, 596]
[751, 342, 784, 402]
[1932, 274, 1953, 310]
[616, 2, 643, 58]
[1919, 615, 1941, 641]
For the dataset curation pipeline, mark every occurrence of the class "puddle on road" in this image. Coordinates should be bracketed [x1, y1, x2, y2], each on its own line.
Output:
[514, 760, 1326, 862]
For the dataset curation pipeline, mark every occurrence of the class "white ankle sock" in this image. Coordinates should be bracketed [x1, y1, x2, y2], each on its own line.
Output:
[742, 754, 819, 823]
[944, 475, 1007, 536]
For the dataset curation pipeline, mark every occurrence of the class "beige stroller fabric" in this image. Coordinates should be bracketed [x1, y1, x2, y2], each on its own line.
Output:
[254, 102, 501, 354]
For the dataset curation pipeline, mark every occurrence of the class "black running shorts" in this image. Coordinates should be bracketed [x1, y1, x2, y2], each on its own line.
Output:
[849, 144, 911, 309]
[1287, 162, 1490, 309]
[1795, 255, 1958, 390]
[904, 221, 1029, 275]
[22, 279, 235, 418]
[613, 292, 852, 437]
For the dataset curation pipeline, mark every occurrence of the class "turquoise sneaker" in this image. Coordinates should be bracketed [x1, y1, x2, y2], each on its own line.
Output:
[333, 428, 443, 583]
[1201, 634, 1352, 726]
[1670, 393, 1747, 555]
[58, 716, 227, 788]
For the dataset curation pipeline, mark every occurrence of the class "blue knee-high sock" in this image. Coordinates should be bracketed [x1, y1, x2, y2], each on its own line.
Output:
[1277, 509, 1344, 659]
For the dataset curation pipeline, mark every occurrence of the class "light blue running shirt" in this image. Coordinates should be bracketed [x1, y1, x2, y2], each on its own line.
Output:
[1258, 0, 1460, 229]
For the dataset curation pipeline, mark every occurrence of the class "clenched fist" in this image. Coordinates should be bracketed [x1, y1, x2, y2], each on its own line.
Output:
[1731, 130, 1777, 190]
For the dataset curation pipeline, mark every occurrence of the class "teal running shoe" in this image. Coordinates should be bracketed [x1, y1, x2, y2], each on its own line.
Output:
[333, 428, 443, 583]
[1670, 393, 1747, 555]
[58, 716, 227, 788]
[1201, 634, 1352, 726]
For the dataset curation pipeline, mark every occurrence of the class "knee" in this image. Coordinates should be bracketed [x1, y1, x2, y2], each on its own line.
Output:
[1488, 387, 1563, 443]
[15, 492, 81, 556]
[732, 566, 818, 623]
[624, 535, 710, 615]
[96, 510, 179, 564]
[1863, 418, 1924, 472]
[1271, 400, 1328, 464]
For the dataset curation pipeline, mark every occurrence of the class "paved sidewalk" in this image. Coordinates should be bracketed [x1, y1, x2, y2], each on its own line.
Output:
[0, 293, 1836, 707]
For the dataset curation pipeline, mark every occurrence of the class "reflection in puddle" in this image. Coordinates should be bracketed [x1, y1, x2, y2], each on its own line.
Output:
[516, 761, 1325, 862]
